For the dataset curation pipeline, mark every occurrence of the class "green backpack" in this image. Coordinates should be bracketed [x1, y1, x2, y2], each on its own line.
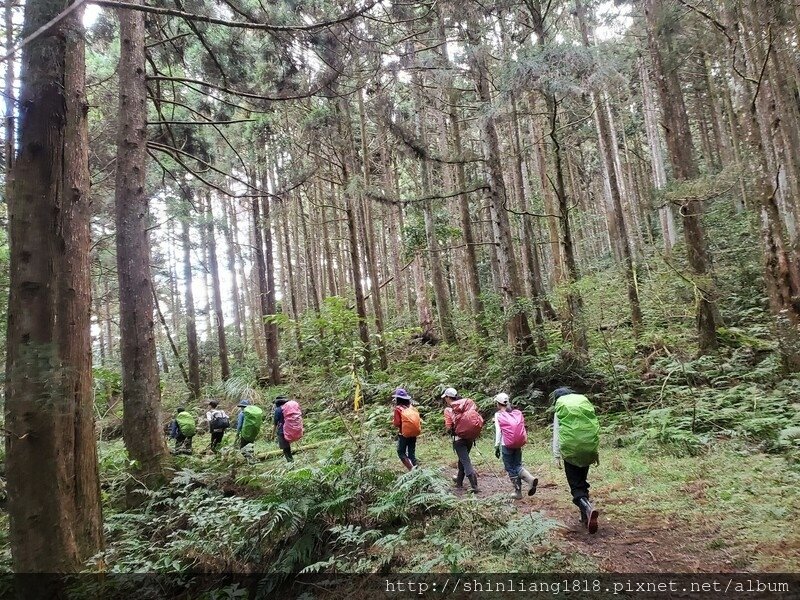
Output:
[555, 394, 600, 467]
[175, 411, 196, 437]
[240, 405, 264, 442]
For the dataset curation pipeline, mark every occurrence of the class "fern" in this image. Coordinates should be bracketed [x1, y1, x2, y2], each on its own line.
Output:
[489, 514, 558, 555]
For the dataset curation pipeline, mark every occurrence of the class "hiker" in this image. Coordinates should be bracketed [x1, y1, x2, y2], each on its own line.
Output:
[272, 396, 303, 462]
[169, 406, 195, 455]
[392, 388, 420, 470]
[493, 393, 538, 499]
[442, 387, 483, 493]
[281, 397, 304, 451]
[552, 387, 601, 534]
[236, 399, 264, 449]
[206, 400, 230, 451]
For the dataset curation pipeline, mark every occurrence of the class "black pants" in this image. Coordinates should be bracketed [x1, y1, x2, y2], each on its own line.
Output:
[396, 435, 417, 465]
[210, 430, 225, 451]
[277, 431, 293, 462]
[175, 434, 192, 454]
[564, 460, 591, 505]
[453, 439, 475, 479]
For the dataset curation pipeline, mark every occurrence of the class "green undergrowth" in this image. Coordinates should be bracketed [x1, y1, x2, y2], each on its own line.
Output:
[91, 427, 574, 594]
[586, 441, 800, 572]
[91, 404, 800, 583]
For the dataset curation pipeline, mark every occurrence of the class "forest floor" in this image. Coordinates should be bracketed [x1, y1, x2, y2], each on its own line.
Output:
[19, 412, 794, 578]
[383, 435, 800, 573]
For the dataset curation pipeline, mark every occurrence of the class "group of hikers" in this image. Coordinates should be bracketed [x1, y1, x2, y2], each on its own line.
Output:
[392, 386, 601, 534]
[168, 396, 304, 462]
[167, 384, 600, 534]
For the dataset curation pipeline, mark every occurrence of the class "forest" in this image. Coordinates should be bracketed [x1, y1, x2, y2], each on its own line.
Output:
[0, 0, 799, 595]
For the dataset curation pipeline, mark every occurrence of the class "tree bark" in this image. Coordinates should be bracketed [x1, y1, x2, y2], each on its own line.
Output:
[575, 0, 643, 335]
[300, 193, 321, 313]
[466, 16, 534, 353]
[204, 192, 230, 380]
[644, 0, 719, 353]
[527, 0, 587, 355]
[114, 0, 167, 486]
[410, 68, 457, 345]
[5, 0, 104, 574]
[356, 91, 389, 366]
[339, 99, 372, 371]
[181, 207, 201, 398]
[639, 57, 678, 252]
[252, 163, 281, 385]
[223, 199, 244, 345]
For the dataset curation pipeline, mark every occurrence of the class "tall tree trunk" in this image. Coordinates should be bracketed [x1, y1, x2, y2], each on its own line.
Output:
[94, 278, 107, 365]
[114, 0, 167, 486]
[152, 282, 189, 386]
[3, 0, 13, 193]
[223, 199, 244, 346]
[321, 190, 339, 297]
[735, 0, 800, 369]
[357, 91, 389, 366]
[300, 193, 321, 312]
[466, 17, 534, 353]
[575, 0, 643, 334]
[527, 93, 565, 285]
[527, 0, 589, 354]
[252, 162, 281, 385]
[510, 90, 555, 330]
[644, 0, 719, 353]
[205, 193, 230, 380]
[410, 69, 457, 344]
[639, 58, 678, 252]
[63, 11, 104, 555]
[181, 208, 201, 398]
[5, 0, 104, 574]
[103, 276, 114, 360]
[200, 218, 213, 352]
[339, 99, 372, 371]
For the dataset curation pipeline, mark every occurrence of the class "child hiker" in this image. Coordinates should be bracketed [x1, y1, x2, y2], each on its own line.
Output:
[493, 393, 537, 499]
[442, 387, 483, 493]
[392, 388, 420, 470]
[552, 387, 600, 534]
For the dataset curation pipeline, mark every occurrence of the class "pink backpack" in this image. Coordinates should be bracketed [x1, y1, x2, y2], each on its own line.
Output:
[497, 409, 528, 449]
[281, 400, 304, 443]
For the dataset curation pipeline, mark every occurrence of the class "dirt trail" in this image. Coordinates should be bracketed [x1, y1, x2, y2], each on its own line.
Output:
[446, 462, 742, 573]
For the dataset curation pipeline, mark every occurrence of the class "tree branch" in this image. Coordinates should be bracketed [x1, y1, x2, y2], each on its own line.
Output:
[91, 0, 380, 32]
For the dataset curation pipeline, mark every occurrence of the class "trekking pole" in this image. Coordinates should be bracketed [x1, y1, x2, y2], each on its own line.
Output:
[473, 441, 511, 486]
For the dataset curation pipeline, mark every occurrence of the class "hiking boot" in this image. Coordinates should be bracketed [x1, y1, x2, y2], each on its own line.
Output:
[519, 468, 538, 496]
[578, 497, 599, 534]
[452, 474, 464, 488]
[467, 473, 480, 493]
[401, 458, 414, 471]
[510, 477, 523, 500]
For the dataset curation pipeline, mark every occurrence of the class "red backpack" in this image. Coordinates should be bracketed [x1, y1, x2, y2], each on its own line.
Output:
[497, 409, 528, 449]
[453, 398, 484, 440]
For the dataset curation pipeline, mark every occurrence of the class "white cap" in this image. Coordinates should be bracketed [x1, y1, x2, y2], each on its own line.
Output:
[441, 387, 458, 399]
[494, 393, 510, 406]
